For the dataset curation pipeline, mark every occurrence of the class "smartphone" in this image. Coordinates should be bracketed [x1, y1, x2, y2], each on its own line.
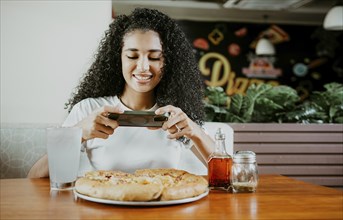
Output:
[107, 111, 169, 127]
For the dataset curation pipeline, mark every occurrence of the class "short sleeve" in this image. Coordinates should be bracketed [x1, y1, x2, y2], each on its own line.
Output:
[62, 100, 94, 127]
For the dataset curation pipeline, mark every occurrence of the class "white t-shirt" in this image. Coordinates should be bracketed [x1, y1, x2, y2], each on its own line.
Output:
[63, 96, 186, 174]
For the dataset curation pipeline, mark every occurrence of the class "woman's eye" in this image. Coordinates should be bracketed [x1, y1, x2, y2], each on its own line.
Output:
[126, 56, 137, 60]
[149, 57, 161, 61]
[126, 55, 161, 61]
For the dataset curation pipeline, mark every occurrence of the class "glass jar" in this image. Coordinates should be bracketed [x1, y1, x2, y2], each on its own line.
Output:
[231, 151, 258, 193]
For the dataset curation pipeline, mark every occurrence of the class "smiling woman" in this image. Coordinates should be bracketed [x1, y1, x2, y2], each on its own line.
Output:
[28, 8, 214, 178]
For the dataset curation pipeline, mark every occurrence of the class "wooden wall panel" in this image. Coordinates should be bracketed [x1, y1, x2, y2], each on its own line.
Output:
[257, 155, 342, 164]
[235, 143, 343, 154]
[229, 123, 343, 189]
[259, 165, 343, 175]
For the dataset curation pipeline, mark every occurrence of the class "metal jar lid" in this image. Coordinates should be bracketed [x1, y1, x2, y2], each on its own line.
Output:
[233, 151, 256, 163]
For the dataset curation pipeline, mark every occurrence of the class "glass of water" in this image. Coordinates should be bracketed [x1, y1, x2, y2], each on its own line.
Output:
[47, 127, 82, 190]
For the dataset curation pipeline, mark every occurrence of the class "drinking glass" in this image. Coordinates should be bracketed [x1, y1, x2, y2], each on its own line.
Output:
[47, 127, 82, 190]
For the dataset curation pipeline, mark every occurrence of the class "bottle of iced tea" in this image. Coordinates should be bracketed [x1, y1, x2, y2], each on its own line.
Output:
[208, 128, 232, 191]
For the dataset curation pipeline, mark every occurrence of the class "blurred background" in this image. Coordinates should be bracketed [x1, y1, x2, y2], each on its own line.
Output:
[1, 0, 342, 124]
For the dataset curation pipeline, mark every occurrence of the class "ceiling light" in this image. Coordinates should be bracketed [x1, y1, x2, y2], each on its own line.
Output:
[323, 5, 343, 30]
[255, 38, 275, 56]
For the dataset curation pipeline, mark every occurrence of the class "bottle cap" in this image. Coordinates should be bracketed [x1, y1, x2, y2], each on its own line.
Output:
[233, 151, 256, 163]
[215, 128, 225, 140]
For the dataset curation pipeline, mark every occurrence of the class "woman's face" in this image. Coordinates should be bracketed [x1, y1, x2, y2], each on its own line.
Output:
[121, 30, 164, 94]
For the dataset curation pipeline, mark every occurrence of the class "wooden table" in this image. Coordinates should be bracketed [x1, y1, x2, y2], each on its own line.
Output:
[1, 175, 342, 219]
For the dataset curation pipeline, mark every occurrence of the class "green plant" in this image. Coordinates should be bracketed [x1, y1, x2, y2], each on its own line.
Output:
[283, 83, 343, 123]
[204, 86, 230, 121]
[204, 82, 343, 124]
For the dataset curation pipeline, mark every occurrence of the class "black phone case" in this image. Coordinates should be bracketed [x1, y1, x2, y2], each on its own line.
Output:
[108, 111, 169, 127]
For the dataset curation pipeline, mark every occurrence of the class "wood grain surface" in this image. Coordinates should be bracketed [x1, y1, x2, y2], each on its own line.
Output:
[1, 175, 342, 220]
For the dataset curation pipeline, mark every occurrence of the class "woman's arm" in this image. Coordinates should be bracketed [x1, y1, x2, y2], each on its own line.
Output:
[155, 105, 214, 165]
[188, 125, 214, 165]
[27, 154, 49, 178]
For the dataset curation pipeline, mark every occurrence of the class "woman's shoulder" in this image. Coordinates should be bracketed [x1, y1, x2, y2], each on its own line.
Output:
[74, 96, 119, 112]
[63, 96, 119, 127]
[79, 96, 119, 106]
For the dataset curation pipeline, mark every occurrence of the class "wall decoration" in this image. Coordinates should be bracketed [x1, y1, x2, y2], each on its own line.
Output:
[250, 25, 290, 49]
[177, 20, 343, 99]
[208, 28, 224, 45]
[228, 43, 240, 56]
[234, 27, 247, 37]
[242, 54, 282, 78]
[193, 38, 210, 51]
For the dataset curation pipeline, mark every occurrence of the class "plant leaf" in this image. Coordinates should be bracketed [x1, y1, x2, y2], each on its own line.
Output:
[243, 84, 273, 122]
[229, 94, 244, 115]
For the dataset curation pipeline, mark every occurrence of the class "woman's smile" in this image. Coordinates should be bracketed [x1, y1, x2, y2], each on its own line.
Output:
[133, 73, 153, 82]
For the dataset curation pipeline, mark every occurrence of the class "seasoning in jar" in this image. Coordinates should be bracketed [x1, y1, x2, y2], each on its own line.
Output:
[208, 128, 233, 191]
[231, 151, 258, 193]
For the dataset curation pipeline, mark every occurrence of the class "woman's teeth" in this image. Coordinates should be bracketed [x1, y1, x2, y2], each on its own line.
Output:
[134, 74, 152, 80]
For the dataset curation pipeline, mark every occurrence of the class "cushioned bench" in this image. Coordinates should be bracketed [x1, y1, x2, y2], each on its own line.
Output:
[0, 124, 53, 178]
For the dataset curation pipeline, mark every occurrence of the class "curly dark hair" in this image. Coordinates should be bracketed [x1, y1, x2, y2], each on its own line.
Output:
[66, 8, 205, 124]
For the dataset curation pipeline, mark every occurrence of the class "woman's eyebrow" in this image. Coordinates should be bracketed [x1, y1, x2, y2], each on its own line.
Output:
[124, 48, 162, 52]
[124, 48, 138, 51]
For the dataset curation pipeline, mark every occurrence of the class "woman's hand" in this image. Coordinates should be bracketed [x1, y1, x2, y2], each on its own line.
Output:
[155, 105, 199, 140]
[76, 105, 123, 142]
[157, 105, 214, 164]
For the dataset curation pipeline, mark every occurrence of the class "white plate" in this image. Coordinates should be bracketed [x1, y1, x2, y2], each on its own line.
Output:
[74, 189, 209, 206]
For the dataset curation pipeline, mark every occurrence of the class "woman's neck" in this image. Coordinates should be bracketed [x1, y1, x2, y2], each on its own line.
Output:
[119, 90, 156, 111]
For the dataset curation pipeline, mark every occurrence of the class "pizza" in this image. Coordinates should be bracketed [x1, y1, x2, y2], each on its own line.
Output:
[75, 168, 208, 201]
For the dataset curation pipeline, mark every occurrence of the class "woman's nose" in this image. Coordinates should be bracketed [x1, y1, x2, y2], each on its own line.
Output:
[137, 57, 150, 72]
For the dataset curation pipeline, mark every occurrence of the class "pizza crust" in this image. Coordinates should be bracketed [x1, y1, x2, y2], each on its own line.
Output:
[75, 176, 163, 201]
[161, 174, 208, 201]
